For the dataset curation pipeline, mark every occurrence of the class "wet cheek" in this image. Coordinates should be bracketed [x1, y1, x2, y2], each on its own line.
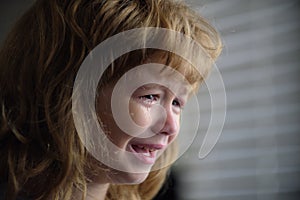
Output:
[129, 101, 152, 127]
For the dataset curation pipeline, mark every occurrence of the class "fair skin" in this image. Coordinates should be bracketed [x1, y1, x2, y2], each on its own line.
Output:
[80, 64, 191, 199]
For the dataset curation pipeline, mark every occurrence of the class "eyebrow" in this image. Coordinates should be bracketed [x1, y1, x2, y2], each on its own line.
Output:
[139, 83, 191, 97]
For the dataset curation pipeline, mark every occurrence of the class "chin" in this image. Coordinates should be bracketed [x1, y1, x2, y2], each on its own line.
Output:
[109, 170, 150, 184]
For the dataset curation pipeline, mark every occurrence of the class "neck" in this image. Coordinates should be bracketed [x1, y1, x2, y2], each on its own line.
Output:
[74, 182, 109, 200]
[86, 182, 109, 200]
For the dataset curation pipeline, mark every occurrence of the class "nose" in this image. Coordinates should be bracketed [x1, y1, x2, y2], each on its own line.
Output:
[151, 105, 179, 136]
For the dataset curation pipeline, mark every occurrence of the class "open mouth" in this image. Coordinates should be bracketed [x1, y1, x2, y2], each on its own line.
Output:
[129, 144, 164, 164]
[132, 145, 156, 156]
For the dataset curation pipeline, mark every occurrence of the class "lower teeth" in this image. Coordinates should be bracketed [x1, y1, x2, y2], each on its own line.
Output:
[142, 152, 151, 157]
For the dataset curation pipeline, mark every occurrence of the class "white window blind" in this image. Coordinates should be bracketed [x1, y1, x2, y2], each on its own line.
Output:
[174, 0, 300, 200]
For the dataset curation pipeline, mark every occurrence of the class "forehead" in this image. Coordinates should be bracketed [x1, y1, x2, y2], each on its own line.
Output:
[120, 63, 193, 97]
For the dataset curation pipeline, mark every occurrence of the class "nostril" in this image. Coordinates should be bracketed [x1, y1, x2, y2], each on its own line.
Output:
[149, 103, 180, 136]
[161, 110, 179, 135]
[155, 115, 179, 136]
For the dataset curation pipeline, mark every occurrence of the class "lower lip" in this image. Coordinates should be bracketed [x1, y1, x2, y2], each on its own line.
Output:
[128, 145, 157, 165]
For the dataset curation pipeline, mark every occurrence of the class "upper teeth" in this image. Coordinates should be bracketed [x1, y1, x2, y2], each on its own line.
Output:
[137, 145, 155, 152]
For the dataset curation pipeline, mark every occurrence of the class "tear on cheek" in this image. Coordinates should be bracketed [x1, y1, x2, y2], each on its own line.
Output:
[129, 103, 152, 127]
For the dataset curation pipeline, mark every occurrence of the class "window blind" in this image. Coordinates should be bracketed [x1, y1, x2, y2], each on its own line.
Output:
[174, 0, 300, 200]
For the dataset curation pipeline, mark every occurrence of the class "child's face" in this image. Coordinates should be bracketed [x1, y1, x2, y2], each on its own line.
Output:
[97, 63, 191, 184]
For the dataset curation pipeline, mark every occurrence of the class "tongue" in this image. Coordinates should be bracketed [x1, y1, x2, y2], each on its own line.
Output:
[132, 145, 149, 153]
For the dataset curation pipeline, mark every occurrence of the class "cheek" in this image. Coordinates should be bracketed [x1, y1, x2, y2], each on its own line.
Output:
[129, 101, 152, 127]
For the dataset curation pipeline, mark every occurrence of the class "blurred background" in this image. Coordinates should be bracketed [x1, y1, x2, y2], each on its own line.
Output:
[1, 0, 299, 200]
[173, 1, 300, 200]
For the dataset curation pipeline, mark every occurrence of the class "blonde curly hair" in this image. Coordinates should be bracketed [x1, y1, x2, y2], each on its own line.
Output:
[0, 0, 222, 199]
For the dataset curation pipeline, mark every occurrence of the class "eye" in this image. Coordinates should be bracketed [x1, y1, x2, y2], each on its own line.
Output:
[139, 94, 159, 105]
[172, 99, 183, 109]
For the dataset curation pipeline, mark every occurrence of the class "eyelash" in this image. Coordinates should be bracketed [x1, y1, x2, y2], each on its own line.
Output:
[139, 95, 183, 109]
[172, 99, 182, 108]
[139, 94, 159, 104]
